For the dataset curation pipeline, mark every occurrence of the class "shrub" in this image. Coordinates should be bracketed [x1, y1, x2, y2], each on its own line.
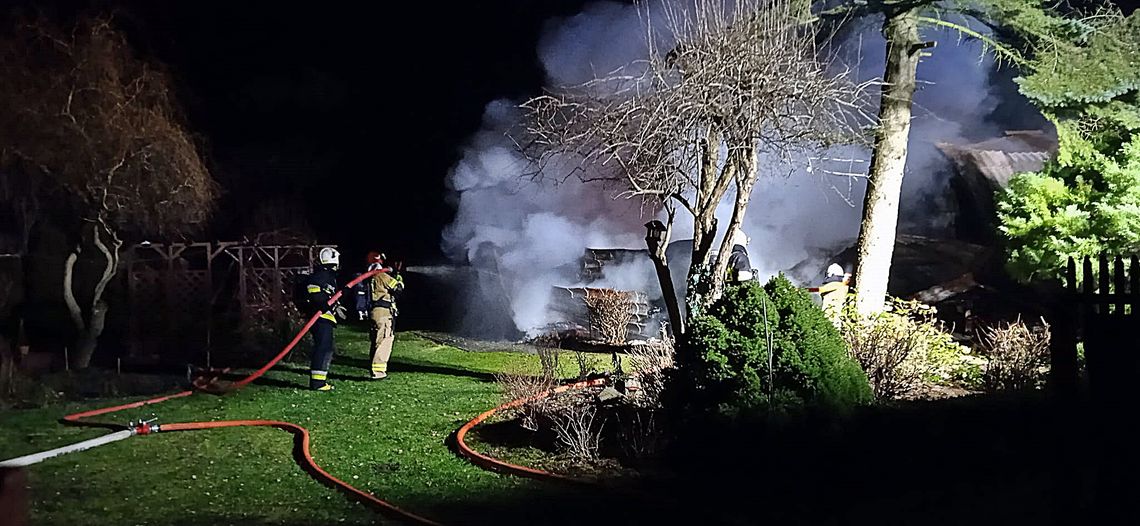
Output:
[979, 317, 1051, 392]
[569, 350, 594, 381]
[625, 329, 675, 408]
[615, 407, 662, 461]
[678, 275, 871, 417]
[536, 346, 561, 383]
[551, 396, 603, 461]
[493, 372, 556, 431]
[582, 288, 635, 344]
[842, 298, 984, 399]
[841, 302, 923, 400]
[998, 136, 1140, 282]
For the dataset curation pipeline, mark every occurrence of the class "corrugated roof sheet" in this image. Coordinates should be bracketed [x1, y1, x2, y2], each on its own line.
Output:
[937, 130, 1057, 186]
[963, 150, 1053, 186]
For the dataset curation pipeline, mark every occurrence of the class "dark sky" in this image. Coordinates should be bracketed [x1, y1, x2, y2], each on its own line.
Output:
[9, 0, 1134, 266]
[22, 0, 595, 266]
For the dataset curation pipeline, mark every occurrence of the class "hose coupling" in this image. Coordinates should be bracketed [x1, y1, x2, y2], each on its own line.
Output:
[130, 416, 160, 435]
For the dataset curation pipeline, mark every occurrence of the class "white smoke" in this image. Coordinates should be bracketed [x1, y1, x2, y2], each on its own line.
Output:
[443, 2, 1004, 336]
[442, 98, 649, 335]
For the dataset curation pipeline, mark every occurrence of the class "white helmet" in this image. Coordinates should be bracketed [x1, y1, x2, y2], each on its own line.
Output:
[318, 247, 340, 267]
[827, 263, 845, 277]
[731, 228, 749, 247]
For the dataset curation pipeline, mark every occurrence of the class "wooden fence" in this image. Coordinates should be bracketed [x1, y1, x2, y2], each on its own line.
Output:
[1062, 254, 1140, 316]
[1045, 254, 1140, 395]
[1057, 254, 1140, 522]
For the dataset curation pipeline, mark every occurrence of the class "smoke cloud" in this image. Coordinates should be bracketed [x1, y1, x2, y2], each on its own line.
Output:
[443, 2, 1010, 337]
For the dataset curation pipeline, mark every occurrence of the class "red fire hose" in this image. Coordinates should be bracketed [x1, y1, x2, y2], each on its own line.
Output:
[48, 269, 442, 525]
[454, 378, 607, 484]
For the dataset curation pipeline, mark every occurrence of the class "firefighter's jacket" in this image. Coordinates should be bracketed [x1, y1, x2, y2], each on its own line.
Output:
[817, 276, 849, 316]
[307, 266, 339, 323]
[726, 245, 754, 282]
[370, 271, 405, 317]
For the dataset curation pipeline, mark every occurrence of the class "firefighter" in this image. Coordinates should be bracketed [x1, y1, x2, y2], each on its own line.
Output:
[364, 251, 385, 355]
[307, 247, 347, 391]
[810, 263, 850, 327]
[367, 251, 404, 380]
[725, 228, 754, 283]
[353, 271, 370, 321]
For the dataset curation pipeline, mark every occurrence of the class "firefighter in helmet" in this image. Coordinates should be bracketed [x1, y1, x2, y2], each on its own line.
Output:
[725, 228, 755, 283]
[307, 247, 347, 391]
[367, 251, 404, 380]
[809, 263, 851, 328]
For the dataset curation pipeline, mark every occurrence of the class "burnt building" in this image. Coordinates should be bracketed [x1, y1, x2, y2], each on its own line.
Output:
[937, 130, 1057, 243]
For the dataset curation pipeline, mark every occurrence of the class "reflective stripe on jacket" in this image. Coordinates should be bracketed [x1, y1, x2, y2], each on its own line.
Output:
[370, 271, 404, 313]
[308, 268, 339, 323]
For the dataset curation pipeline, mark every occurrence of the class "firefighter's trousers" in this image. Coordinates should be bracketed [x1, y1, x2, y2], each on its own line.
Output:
[309, 318, 336, 389]
[370, 308, 395, 379]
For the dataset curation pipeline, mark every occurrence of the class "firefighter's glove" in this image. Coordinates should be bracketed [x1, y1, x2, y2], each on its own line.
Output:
[333, 305, 349, 321]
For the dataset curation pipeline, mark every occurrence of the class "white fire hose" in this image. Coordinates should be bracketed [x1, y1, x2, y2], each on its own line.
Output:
[0, 430, 134, 468]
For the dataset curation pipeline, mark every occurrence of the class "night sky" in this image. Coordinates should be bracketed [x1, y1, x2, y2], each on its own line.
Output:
[15, 0, 597, 266]
[8, 0, 1134, 267]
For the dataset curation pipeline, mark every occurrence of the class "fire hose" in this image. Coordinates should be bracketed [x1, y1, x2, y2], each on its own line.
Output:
[454, 378, 607, 483]
[0, 430, 134, 468]
[1, 268, 441, 525]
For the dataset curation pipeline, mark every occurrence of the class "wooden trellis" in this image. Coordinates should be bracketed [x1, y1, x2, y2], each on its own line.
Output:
[222, 244, 331, 326]
[127, 242, 219, 363]
[126, 241, 334, 365]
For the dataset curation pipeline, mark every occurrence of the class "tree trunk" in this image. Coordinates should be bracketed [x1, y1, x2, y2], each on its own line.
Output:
[684, 133, 737, 318]
[645, 218, 684, 337]
[72, 301, 107, 370]
[711, 147, 758, 300]
[853, 7, 921, 316]
[64, 224, 121, 369]
[683, 214, 718, 319]
[688, 128, 728, 276]
[62, 250, 85, 333]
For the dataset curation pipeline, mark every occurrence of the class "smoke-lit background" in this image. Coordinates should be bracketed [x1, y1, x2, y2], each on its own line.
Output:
[442, 1, 1049, 337]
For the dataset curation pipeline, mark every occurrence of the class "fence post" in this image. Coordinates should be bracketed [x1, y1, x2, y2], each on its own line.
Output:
[1098, 253, 1110, 314]
[1050, 258, 1079, 395]
[1130, 257, 1140, 313]
[1046, 258, 1080, 525]
[1113, 256, 1125, 315]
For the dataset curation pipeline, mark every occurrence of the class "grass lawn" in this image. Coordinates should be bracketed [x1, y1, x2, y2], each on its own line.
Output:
[3, 326, 1084, 525]
[0, 327, 613, 525]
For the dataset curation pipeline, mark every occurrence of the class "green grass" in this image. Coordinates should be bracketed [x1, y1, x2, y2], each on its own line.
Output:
[0, 328, 602, 525]
[1, 328, 1077, 525]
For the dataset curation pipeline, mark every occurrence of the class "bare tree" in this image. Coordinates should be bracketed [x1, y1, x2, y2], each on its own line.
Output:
[0, 18, 217, 368]
[520, 0, 869, 335]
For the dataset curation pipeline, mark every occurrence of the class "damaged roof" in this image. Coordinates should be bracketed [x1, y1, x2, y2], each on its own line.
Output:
[937, 130, 1057, 187]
